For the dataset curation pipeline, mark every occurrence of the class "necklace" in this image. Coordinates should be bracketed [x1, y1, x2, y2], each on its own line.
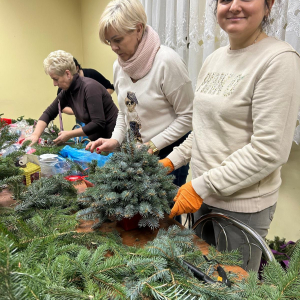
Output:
[229, 30, 264, 50]
[253, 30, 263, 45]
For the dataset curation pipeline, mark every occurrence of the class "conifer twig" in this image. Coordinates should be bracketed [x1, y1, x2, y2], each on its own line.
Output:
[20, 230, 78, 245]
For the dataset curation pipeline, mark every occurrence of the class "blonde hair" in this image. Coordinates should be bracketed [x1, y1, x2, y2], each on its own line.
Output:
[99, 0, 147, 44]
[43, 50, 77, 76]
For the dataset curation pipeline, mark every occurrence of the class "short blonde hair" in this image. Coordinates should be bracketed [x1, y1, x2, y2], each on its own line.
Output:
[43, 50, 77, 76]
[99, 0, 147, 44]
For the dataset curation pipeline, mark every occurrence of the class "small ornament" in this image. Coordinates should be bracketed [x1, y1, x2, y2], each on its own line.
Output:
[15, 155, 27, 168]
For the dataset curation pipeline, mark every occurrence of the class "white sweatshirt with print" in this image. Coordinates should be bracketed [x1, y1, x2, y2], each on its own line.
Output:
[168, 37, 300, 213]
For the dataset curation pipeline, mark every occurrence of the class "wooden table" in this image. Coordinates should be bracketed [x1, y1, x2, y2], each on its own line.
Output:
[0, 182, 248, 279]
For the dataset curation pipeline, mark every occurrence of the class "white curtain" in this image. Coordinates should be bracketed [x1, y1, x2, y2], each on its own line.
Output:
[140, 0, 300, 144]
[140, 0, 204, 88]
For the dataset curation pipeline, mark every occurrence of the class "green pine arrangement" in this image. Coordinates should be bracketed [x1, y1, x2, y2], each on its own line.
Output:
[0, 116, 84, 201]
[0, 118, 20, 156]
[1, 211, 300, 300]
[39, 122, 60, 144]
[14, 174, 79, 215]
[0, 179, 245, 300]
[77, 131, 177, 230]
[0, 122, 32, 200]
[1, 116, 300, 299]
[0, 168, 299, 299]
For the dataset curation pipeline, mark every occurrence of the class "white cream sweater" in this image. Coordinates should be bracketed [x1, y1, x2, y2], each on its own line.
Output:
[111, 45, 194, 150]
[168, 37, 300, 213]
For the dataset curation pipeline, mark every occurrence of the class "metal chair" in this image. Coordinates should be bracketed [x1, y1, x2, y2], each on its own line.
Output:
[192, 213, 275, 270]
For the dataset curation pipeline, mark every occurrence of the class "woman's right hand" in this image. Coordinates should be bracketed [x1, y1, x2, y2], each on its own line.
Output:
[24, 134, 39, 147]
[24, 120, 47, 147]
[169, 182, 203, 219]
[85, 138, 119, 154]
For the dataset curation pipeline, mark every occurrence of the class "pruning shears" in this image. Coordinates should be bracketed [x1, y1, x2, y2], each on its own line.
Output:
[183, 256, 231, 287]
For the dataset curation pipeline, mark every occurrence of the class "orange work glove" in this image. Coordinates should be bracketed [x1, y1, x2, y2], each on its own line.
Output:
[159, 158, 174, 174]
[169, 182, 203, 219]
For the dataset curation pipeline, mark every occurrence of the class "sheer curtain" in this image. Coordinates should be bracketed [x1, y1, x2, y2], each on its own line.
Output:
[139, 0, 204, 88]
[140, 0, 300, 143]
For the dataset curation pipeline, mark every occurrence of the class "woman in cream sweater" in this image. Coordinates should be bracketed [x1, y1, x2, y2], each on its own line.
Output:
[161, 0, 300, 271]
[86, 0, 194, 197]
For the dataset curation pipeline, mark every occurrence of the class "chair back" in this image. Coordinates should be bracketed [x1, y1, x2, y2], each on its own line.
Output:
[192, 213, 275, 270]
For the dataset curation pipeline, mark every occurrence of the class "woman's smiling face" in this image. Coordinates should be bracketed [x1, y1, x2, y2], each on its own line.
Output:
[217, 0, 268, 38]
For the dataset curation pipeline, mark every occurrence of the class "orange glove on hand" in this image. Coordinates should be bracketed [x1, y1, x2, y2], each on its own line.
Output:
[169, 182, 203, 219]
[159, 158, 174, 174]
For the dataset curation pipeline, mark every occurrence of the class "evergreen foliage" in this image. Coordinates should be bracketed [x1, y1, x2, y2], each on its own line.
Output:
[0, 121, 20, 153]
[0, 231, 130, 300]
[125, 226, 243, 300]
[77, 132, 177, 230]
[1, 208, 78, 247]
[14, 174, 79, 214]
[0, 156, 23, 181]
[32, 141, 84, 156]
[0, 113, 75, 157]
[1, 175, 26, 201]
[0, 174, 299, 299]
[0, 122, 31, 195]
[39, 122, 60, 143]
[0, 235, 33, 300]
[241, 242, 300, 299]
[1, 117, 300, 299]
[1, 216, 299, 300]
[11, 116, 36, 126]
[32, 143, 67, 156]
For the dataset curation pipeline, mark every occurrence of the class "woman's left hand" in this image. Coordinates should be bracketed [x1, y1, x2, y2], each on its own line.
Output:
[53, 131, 72, 144]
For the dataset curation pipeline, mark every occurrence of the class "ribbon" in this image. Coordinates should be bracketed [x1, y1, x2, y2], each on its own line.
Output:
[58, 99, 64, 131]
[279, 241, 295, 249]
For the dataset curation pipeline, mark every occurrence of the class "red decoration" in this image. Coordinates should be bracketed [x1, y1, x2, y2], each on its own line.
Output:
[0, 118, 12, 125]
[64, 175, 83, 182]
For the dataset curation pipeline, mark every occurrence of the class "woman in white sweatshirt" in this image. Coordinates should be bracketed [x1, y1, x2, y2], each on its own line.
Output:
[161, 0, 300, 271]
[86, 0, 194, 194]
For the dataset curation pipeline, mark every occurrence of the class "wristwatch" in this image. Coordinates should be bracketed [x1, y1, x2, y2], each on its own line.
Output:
[148, 140, 160, 155]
